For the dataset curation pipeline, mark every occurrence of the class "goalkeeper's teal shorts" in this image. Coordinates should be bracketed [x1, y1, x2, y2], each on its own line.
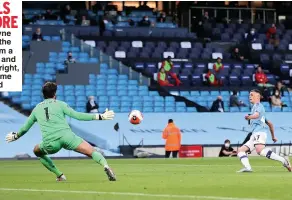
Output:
[39, 132, 83, 154]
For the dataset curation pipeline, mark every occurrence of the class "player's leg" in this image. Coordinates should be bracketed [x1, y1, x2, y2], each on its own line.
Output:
[241, 133, 252, 154]
[237, 144, 252, 172]
[34, 144, 65, 181]
[73, 140, 116, 181]
[254, 133, 291, 172]
[74, 140, 108, 167]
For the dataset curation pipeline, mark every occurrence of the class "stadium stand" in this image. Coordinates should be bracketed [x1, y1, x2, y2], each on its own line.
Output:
[7, 2, 292, 117]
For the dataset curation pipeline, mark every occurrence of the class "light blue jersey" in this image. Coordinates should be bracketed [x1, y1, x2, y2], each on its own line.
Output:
[250, 103, 268, 133]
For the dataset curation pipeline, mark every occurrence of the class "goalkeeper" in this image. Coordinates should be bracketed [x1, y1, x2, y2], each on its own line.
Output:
[5, 82, 116, 181]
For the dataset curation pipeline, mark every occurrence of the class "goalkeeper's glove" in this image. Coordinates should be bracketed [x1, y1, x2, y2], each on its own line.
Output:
[5, 132, 19, 143]
[95, 108, 115, 120]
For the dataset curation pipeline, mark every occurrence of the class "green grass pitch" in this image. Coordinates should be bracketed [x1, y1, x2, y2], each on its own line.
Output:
[0, 157, 291, 200]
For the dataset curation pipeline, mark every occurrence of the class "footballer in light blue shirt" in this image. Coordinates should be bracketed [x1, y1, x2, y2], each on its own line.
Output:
[236, 89, 291, 173]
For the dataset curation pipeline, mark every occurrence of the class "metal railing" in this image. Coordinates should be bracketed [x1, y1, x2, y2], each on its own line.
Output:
[188, 6, 277, 32]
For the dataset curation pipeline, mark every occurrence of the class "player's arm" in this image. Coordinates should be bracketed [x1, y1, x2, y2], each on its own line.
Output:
[245, 111, 259, 120]
[5, 112, 37, 143]
[266, 119, 277, 142]
[61, 102, 114, 121]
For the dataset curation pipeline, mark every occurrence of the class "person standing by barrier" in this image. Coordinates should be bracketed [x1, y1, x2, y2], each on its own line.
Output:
[162, 119, 181, 158]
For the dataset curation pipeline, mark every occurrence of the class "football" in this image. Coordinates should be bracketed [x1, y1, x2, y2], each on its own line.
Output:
[128, 110, 143, 125]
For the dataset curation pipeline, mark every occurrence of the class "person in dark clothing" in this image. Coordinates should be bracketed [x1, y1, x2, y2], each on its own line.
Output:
[229, 90, 246, 107]
[139, 16, 151, 27]
[195, 21, 205, 39]
[99, 16, 106, 36]
[128, 19, 135, 26]
[32, 28, 45, 41]
[64, 51, 76, 65]
[210, 96, 224, 112]
[231, 48, 244, 61]
[157, 12, 166, 23]
[42, 9, 58, 20]
[246, 28, 257, 43]
[261, 86, 271, 102]
[219, 139, 237, 157]
[60, 4, 72, 24]
[86, 96, 99, 113]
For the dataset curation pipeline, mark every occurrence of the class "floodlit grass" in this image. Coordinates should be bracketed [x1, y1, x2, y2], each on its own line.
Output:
[0, 158, 291, 200]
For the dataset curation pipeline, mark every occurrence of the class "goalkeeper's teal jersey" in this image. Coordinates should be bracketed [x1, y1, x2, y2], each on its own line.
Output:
[17, 99, 95, 141]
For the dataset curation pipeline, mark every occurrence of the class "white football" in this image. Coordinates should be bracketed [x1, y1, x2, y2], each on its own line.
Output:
[128, 110, 143, 125]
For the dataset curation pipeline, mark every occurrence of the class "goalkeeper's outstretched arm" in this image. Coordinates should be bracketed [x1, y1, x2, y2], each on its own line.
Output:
[17, 112, 37, 138]
[6, 112, 36, 142]
[61, 102, 114, 121]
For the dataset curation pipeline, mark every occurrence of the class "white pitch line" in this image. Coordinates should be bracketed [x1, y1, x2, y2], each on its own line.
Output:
[0, 188, 272, 200]
[0, 163, 281, 168]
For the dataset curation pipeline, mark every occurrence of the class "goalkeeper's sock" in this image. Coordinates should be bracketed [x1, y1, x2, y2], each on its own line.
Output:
[92, 151, 109, 168]
[39, 155, 63, 177]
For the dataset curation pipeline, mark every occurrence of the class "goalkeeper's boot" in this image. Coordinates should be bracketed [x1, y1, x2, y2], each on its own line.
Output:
[56, 174, 67, 182]
[104, 167, 116, 181]
[283, 157, 292, 172]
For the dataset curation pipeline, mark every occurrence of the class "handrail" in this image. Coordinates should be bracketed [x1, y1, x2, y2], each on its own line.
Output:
[190, 6, 276, 11]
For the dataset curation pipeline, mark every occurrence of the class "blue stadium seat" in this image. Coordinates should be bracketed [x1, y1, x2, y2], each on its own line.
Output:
[133, 96, 142, 102]
[165, 107, 175, 112]
[230, 107, 240, 112]
[176, 102, 186, 107]
[144, 102, 153, 107]
[240, 107, 250, 112]
[89, 58, 99, 63]
[155, 102, 164, 107]
[118, 75, 128, 80]
[149, 91, 159, 96]
[154, 96, 164, 102]
[143, 96, 153, 102]
[138, 90, 148, 96]
[176, 107, 186, 112]
[272, 107, 282, 112]
[128, 90, 138, 96]
[120, 107, 131, 113]
[200, 91, 210, 96]
[187, 107, 197, 112]
[99, 102, 108, 107]
[154, 107, 164, 112]
[282, 107, 291, 112]
[165, 96, 175, 102]
[121, 96, 132, 102]
[165, 102, 175, 107]
[143, 107, 154, 113]
[132, 102, 142, 107]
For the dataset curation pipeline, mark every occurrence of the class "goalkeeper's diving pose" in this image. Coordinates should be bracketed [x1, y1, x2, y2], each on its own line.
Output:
[5, 82, 116, 181]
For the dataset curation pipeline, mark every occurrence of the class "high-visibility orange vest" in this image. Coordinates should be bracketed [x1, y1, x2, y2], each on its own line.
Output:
[162, 123, 181, 151]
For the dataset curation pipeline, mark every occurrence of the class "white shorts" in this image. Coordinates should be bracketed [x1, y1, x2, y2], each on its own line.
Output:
[244, 132, 267, 152]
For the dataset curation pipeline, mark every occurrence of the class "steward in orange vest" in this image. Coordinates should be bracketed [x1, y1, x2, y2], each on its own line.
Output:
[162, 119, 181, 158]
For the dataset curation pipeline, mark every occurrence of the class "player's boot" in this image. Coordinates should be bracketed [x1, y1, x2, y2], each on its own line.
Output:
[104, 167, 116, 181]
[283, 157, 292, 172]
[56, 174, 67, 182]
[237, 168, 253, 173]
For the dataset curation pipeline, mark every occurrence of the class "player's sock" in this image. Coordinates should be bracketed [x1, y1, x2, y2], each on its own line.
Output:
[92, 151, 109, 168]
[237, 152, 251, 169]
[260, 148, 285, 164]
[39, 155, 63, 177]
